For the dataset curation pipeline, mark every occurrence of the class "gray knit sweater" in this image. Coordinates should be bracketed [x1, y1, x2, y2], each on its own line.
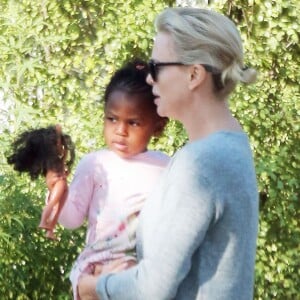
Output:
[97, 131, 259, 300]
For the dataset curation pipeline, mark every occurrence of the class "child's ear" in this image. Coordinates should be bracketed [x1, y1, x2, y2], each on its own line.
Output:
[153, 117, 168, 137]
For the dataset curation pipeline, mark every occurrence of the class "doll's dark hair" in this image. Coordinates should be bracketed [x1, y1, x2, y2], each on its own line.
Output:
[7, 125, 75, 180]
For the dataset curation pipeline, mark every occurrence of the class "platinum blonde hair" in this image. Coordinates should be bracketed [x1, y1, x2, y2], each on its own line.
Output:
[155, 7, 257, 96]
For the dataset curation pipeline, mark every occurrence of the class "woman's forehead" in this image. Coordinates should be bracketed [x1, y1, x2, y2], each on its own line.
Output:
[152, 32, 177, 61]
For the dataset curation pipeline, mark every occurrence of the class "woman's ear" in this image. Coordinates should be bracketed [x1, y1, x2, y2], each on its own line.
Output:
[153, 117, 168, 137]
[188, 64, 207, 90]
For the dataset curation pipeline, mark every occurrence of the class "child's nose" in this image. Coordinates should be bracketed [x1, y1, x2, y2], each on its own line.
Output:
[116, 123, 127, 136]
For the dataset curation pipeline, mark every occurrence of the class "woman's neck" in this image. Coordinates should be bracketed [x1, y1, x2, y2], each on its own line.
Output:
[181, 95, 243, 142]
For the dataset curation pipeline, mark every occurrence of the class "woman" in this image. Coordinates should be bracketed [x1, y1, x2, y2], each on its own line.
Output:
[79, 7, 259, 300]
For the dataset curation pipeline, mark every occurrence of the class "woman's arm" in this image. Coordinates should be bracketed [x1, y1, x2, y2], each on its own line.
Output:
[95, 152, 217, 299]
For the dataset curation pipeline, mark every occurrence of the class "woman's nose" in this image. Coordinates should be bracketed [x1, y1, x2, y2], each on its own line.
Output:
[146, 73, 154, 85]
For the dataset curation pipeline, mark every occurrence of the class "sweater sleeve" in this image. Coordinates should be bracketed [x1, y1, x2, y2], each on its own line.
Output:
[58, 153, 96, 229]
[96, 149, 219, 299]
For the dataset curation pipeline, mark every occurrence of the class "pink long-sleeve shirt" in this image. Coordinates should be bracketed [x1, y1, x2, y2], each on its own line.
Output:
[58, 149, 169, 299]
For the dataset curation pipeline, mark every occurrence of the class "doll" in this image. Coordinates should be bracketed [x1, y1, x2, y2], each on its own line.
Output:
[7, 124, 75, 240]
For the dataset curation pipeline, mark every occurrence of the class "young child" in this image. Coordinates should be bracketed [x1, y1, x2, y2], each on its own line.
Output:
[6, 124, 75, 240]
[57, 59, 170, 299]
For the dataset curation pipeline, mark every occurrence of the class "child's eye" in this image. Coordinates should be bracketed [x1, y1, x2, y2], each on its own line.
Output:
[106, 116, 116, 122]
[129, 120, 140, 126]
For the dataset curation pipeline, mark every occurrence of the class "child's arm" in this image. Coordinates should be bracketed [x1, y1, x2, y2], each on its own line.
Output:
[58, 152, 97, 229]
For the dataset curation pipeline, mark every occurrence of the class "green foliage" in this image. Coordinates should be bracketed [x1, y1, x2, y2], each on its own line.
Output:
[0, 0, 299, 299]
[0, 175, 85, 299]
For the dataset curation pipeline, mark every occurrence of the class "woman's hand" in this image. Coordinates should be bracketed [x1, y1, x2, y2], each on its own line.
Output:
[78, 258, 137, 300]
[78, 274, 99, 300]
[94, 258, 136, 275]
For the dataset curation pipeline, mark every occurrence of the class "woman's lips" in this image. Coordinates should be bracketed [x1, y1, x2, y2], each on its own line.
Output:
[154, 96, 160, 105]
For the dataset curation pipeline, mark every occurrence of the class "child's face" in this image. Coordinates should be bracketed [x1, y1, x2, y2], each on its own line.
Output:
[104, 90, 159, 159]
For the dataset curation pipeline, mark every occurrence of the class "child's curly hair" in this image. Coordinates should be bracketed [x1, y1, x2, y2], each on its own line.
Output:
[7, 125, 75, 180]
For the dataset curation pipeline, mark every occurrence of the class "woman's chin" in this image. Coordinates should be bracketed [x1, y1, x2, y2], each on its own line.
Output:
[156, 105, 166, 117]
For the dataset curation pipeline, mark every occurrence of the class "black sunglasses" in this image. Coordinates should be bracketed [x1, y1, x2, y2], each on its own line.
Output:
[148, 59, 220, 82]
